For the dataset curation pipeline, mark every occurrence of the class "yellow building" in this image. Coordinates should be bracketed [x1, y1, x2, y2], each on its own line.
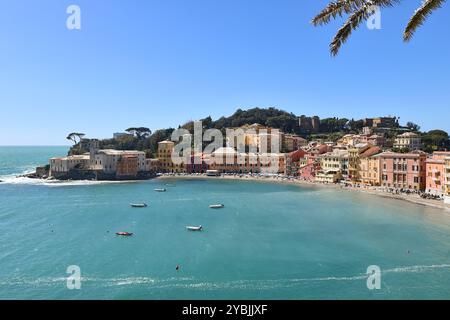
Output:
[157, 140, 186, 173]
[157, 141, 174, 172]
[315, 170, 342, 183]
[347, 144, 371, 183]
[208, 147, 285, 174]
[319, 150, 349, 179]
[357, 146, 382, 186]
[360, 154, 381, 186]
[229, 123, 304, 153]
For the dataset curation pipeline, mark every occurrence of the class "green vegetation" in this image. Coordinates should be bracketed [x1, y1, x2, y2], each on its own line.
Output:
[206, 107, 301, 134]
[67, 107, 449, 156]
[66, 133, 85, 145]
[70, 128, 174, 158]
[125, 127, 152, 139]
[422, 130, 450, 153]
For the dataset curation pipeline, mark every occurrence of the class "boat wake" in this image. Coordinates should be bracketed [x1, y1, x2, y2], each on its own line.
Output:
[2, 264, 450, 290]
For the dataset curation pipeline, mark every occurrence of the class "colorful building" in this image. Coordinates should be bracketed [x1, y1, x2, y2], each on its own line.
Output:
[359, 146, 383, 186]
[91, 150, 146, 174]
[445, 157, 450, 204]
[208, 147, 285, 174]
[426, 151, 450, 196]
[379, 151, 427, 190]
[348, 144, 371, 183]
[157, 140, 185, 173]
[284, 149, 306, 176]
[116, 154, 139, 178]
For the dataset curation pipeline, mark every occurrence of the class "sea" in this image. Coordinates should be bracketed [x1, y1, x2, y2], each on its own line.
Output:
[1, 146, 450, 299]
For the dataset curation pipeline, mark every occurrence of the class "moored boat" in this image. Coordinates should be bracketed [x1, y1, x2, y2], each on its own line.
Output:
[209, 204, 224, 209]
[186, 225, 203, 231]
[154, 188, 167, 192]
[116, 232, 133, 236]
[130, 203, 148, 208]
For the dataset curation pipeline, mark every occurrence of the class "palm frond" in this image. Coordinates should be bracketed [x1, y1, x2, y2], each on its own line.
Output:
[329, 0, 400, 55]
[404, 0, 446, 41]
[312, 0, 365, 26]
[330, 4, 372, 56]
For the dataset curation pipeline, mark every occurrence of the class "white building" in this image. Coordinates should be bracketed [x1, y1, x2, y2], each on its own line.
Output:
[50, 154, 90, 174]
[394, 132, 422, 150]
[91, 149, 146, 173]
[318, 149, 349, 178]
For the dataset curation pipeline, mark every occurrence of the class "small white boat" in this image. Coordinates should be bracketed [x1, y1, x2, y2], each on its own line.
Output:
[209, 204, 224, 209]
[186, 225, 203, 231]
[130, 203, 148, 208]
[154, 188, 167, 192]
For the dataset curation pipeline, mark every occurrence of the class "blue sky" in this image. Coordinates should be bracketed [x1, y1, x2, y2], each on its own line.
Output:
[0, 0, 449, 145]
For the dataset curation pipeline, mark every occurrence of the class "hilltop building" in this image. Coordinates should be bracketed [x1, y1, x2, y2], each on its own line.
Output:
[363, 117, 397, 129]
[113, 132, 133, 140]
[298, 115, 320, 134]
[394, 132, 422, 151]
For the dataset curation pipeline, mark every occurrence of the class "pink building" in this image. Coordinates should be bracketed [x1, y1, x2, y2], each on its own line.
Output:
[425, 151, 450, 196]
[379, 151, 427, 190]
[299, 163, 319, 181]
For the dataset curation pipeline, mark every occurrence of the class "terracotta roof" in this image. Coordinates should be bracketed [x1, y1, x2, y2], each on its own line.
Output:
[359, 146, 382, 158]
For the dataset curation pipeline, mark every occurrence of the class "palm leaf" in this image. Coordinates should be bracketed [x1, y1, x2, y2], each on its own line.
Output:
[312, 0, 366, 26]
[328, 0, 400, 55]
[404, 0, 446, 41]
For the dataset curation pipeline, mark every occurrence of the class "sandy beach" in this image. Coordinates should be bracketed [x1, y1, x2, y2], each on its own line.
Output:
[157, 174, 450, 211]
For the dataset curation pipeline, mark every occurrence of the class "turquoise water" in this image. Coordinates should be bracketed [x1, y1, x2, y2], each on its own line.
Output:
[1, 147, 450, 299]
[0, 146, 68, 177]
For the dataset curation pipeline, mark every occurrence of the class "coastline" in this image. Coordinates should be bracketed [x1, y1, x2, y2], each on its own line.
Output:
[156, 174, 450, 211]
[4, 170, 448, 210]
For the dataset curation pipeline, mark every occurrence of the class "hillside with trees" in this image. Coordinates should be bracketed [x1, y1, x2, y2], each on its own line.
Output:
[67, 107, 449, 157]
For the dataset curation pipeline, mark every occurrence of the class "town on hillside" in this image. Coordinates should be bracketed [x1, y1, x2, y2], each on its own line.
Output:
[36, 111, 450, 205]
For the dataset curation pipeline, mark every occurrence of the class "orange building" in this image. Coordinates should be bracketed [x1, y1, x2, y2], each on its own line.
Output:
[358, 146, 382, 186]
[425, 151, 450, 196]
[116, 155, 139, 177]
